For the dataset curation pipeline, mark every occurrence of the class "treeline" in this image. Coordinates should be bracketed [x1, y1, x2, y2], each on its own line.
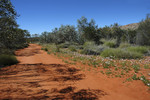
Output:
[0, 0, 30, 66]
[0, 0, 30, 55]
[39, 15, 150, 46]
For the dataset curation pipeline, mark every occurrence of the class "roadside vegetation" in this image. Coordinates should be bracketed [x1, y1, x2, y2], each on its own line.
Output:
[38, 15, 150, 87]
[0, 0, 149, 88]
[0, 0, 30, 67]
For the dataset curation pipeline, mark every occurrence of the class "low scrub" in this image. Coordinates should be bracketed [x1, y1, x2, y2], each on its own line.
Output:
[81, 45, 108, 55]
[127, 46, 148, 54]
[103, 39, 116, 48]
[0, 48, 14, 55]
[14, 43, 29, 49]
[58, 42, 71, 48]
[83, 41, 95, 47]
[58, 42, 78, 48]
[119, 43, 131, 48]
[69, 45, 77, 52]
[101, 48, 143, 59]
[0, 54, 19, 66]
[41, 47, 48, 51]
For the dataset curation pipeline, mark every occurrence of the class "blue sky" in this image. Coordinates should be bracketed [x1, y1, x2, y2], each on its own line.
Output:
[11, 0, 150, 34]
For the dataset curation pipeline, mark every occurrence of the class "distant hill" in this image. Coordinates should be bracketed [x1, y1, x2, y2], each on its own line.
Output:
[120, 23, 139, 30]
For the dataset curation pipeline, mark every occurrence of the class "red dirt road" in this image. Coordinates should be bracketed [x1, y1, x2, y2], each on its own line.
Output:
[0, 44, 149, 100]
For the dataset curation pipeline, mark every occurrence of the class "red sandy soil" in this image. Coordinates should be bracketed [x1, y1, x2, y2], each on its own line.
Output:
[0, 44, 149, 100]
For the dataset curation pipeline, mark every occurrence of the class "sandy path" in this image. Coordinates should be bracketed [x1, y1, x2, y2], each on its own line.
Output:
[0, 44, 149, 100]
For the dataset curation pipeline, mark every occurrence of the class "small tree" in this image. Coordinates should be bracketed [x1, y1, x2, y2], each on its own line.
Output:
[111, 23, 124, 47]
[136, 14, 150, 46]
[77, 17, 100, 44]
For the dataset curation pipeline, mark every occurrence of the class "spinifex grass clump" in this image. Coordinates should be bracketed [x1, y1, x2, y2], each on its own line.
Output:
[69, 45, 77, 52]
[103, 39, 116, 48]
[81, 43, 108, 55]
[127, 46, 148, 54]
[119, 42, 131, 48]
[101, 48, 143, 59]
[0, 54, 19, 66]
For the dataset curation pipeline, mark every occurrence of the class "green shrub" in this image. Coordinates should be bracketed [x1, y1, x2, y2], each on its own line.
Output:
[119, 43, 131, 48]
[101, 48, 143, 59]
[132, 74, 139, 80]
[81, 45, 108, 55]
[55, 45, 60, 52]
[44, 48, 48, 51]
[14, 43, 29, 49]
[0, 54, 19, 66]
[83, 41, 95, 47]
[140, 75, 150, 87]
[77, 45, 84, 49]
[58, 42, 72, 48]
[100, 38, 107, 44]
[41, 47, 48, 51]
[0, 48, 14, 55]
[127, 46, 148, 54]
[103, 40, 116, 48]
[132, 64, 140, 73]
[69, 45, 77, 52]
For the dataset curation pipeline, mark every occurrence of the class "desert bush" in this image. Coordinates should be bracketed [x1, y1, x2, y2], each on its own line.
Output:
[58, 42, 72, 48]
[41, 47, 48, 51]
[101, 48, 143, 59]
[0, 48, 14, 55]
[0, 54, 19, 66]
[103, 39, 116, 48]
[100, 38, 107, 44]
[69, 45, 77, 52]
[44, 48, 48, 51]
[77, 45, 84, 49]
[81, 45, 108, 55]
[136, 14, 150, 46]
[14, 43, 29, 49]
[83, 41, 95, 47]
[119, 42, 131, 48]
[127, 46, 148, 54]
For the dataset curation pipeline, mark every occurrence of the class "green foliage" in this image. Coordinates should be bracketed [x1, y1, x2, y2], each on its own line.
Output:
[104, 39, 116, 48]
[58, 42, 72, 48]
[77, 16, 100, 44]
[127, 46, 148, 54]
[105, 70, 112, 76]
[126, 78, 132, 82]
[144, 65, 150, 69]
[69, 46, 77, 52]
[0, 54, 19, 66]
[0, 48, 14, 55]
[41, 47, 48, 51]
[136, 14, 150, 46]
[140, 75, 150, 87]
[83, 41, 95, 47]
[44, 48, 48, 51]
[40, 25, 78, 44]
[111, 23, 124, 47]
[81, 42, 108, 55]
[132, 64, 140, 73]
[101, 48, 143, 59]
[119, 42, 131, 48]
[99, 26, 112, 40]
[132, 74, 139, 80]
[0, 0, 30, 53]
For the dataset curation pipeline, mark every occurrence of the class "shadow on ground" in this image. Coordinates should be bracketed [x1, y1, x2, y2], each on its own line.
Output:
[0, 64, 107, 100]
